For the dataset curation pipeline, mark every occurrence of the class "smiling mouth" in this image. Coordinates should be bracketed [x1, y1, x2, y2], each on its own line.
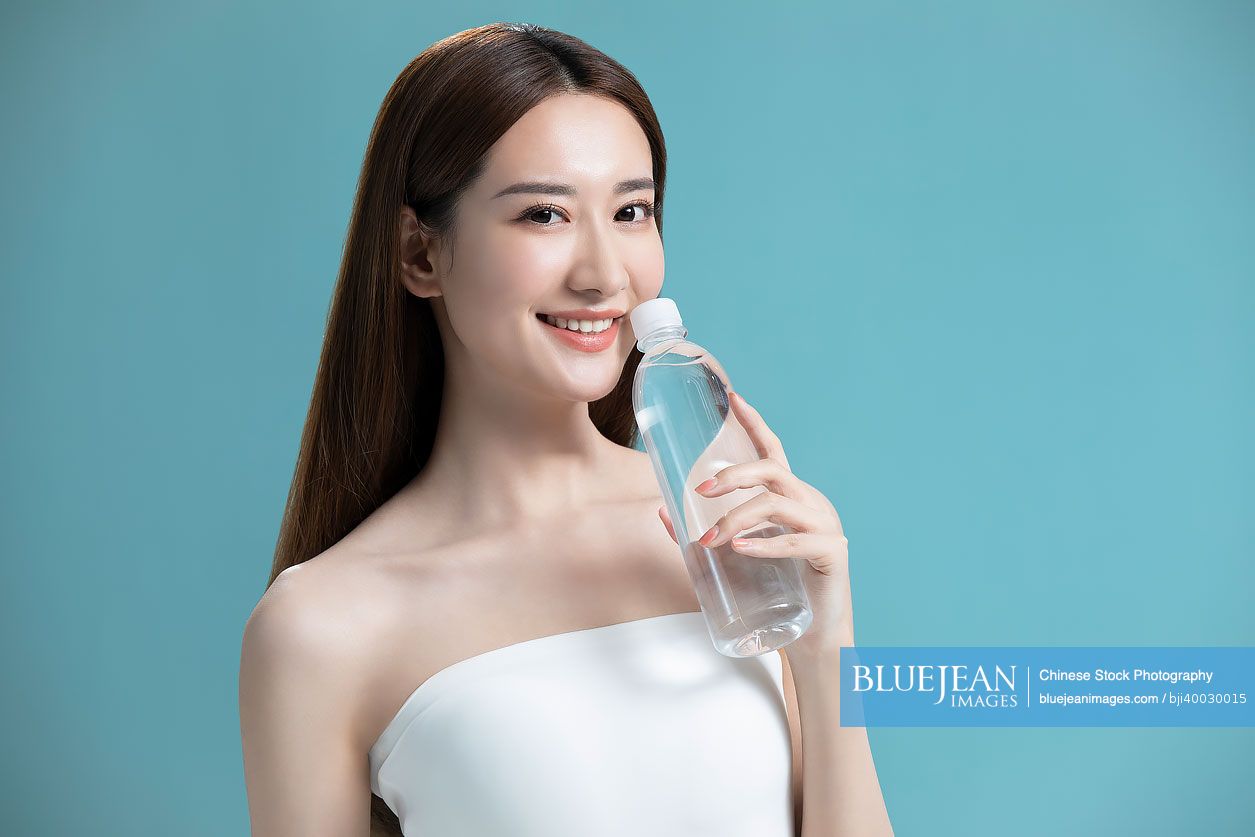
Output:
[534, 312, 624, 332]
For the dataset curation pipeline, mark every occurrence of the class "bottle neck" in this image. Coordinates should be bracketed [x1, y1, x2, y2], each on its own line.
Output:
[637, 324, 688, 353]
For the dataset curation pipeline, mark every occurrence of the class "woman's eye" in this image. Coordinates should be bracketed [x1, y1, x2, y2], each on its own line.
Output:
[616, 202, 655, 223]
[522, 205, 565, 226]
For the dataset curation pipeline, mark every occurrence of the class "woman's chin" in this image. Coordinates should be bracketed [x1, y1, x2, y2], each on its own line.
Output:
[546, 364, 624, 404]
[528, 323, 628, 400]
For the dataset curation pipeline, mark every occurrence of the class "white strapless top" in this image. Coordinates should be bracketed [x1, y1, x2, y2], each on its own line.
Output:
[368, 610, 794, 836]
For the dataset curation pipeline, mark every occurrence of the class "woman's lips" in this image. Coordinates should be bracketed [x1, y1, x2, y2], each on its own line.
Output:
[536, 314, 621, 353]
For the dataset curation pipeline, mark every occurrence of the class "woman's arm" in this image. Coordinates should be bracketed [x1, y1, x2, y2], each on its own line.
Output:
[666, 391, 894, 834]
[782, 639, 893, 837]
[239, 567, 372, 836]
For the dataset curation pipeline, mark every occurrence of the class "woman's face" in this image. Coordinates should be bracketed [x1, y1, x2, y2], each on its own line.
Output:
[424, 93, 665, 404]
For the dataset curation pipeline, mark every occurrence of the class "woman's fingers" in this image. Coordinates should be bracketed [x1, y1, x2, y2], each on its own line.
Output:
[694, 456, 818, 506]
[657, 504, 678, 544]
[728, 390, 790, 470]
[697, 490, 830, 550]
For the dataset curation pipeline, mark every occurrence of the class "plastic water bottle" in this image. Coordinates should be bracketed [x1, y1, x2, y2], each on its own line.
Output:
[630, 298, 813, 657]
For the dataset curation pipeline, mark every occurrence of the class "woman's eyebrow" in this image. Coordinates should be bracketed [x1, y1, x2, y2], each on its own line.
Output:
[491, 177, 655, 199]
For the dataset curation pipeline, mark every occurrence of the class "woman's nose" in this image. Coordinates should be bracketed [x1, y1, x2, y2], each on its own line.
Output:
[568, 229, 628, 296]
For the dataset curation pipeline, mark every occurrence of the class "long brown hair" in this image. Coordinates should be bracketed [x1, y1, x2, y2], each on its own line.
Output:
[265, 22, 667, 835]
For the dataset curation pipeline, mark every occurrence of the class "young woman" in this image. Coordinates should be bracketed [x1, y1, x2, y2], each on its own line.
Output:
[239, 22, 891, 837]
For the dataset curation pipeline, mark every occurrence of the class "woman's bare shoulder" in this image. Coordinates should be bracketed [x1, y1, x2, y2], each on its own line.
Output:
[248, 531, 455, 654]
[241, 536, 452, 749]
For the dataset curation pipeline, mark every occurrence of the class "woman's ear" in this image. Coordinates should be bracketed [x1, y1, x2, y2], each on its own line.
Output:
[398, 205, 444, 299]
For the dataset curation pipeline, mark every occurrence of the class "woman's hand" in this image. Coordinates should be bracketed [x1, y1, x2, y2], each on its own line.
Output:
[657, 389, 854, 658]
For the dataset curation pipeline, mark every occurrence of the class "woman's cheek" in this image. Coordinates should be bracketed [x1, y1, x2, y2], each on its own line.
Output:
[633, 239, 665, 298]
[496, 232, 572, 295]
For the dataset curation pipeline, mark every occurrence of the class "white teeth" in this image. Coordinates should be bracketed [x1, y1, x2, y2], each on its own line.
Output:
[543, 314, 615, 333]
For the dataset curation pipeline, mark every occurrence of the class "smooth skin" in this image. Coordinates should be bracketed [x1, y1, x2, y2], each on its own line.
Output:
[239, 92, 889, 835]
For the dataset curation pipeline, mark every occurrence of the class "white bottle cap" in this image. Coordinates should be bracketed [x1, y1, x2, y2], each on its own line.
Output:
[629, 298, 684, 347]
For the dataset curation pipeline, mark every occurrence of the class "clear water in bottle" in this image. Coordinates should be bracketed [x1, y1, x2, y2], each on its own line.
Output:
[630, 298, 813, 657]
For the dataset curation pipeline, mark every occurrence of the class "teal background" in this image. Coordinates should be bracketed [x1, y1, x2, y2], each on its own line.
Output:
[2, 1, 1252, 834]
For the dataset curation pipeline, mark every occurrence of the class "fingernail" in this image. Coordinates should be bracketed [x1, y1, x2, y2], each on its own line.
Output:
[699, 524, 719, 546]
[695, 478, 717, 494]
